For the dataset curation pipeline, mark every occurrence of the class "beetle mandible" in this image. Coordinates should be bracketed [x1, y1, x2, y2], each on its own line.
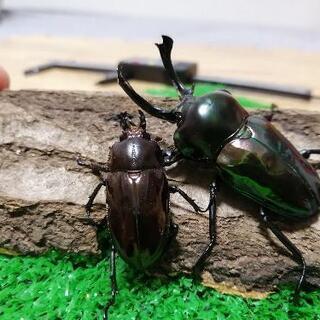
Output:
[117, 35, 320, 298]
[77, 111, 213, 319]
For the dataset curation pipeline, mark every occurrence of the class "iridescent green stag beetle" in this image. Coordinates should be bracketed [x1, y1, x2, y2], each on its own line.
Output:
[117, 35, 320, 299]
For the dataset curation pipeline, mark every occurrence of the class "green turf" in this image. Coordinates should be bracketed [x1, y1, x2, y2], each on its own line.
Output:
[145, 84, 271, 110]
[0, 251, 319, 320]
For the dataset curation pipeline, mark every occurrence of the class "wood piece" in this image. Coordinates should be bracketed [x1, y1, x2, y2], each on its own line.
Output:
[0, 90, 319, 293]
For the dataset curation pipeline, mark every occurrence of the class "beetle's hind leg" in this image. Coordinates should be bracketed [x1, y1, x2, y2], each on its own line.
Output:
[103, 244, 118, 320]
[259, 208, 306, 301]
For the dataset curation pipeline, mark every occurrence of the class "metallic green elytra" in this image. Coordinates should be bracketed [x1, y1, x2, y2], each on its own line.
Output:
[118, 37, 320, 219]
[119, 68, 320, 218]
[173, 92, 320, 218]
[216, 116, 320, 218]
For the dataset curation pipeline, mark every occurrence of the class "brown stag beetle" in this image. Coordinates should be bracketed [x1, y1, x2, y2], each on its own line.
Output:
[117, 35, 320, 301]
[77, 111, 214, 319]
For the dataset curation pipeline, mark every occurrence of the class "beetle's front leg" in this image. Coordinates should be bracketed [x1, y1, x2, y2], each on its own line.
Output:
[77, 156, 109, 174]
[163, 147, 182, 166]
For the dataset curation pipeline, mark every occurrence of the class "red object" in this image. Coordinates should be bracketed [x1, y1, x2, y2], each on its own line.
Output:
[0, 66, 10, 90]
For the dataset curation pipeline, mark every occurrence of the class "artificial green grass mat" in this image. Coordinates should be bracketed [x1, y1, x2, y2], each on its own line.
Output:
[1, 251, 319, 320]
[145, 84, 271, 110]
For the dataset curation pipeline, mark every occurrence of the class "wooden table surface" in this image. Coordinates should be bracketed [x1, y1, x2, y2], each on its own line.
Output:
[1, 36, 320, 112]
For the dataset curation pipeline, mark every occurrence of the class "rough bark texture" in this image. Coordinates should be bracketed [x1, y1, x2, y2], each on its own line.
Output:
[0, 90, 320, 294]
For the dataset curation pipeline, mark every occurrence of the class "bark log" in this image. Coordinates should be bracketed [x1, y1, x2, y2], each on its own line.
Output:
[0, 90, 319, 295]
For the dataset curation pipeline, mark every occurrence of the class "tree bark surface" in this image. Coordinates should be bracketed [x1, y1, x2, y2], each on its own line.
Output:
[0, 90, 319, 295]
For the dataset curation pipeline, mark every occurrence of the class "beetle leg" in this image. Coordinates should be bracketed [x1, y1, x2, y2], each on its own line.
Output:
[192, 182, 218, 275]
[77, 156, 109, 174]
[103, 244, 118, 320]
[163, 147, 183, 166]
[117, 67, 179, 123]
[168, 185, 209, 213]
[259, 208, 306, 300]
[155, 35, 193, 97]
[85, 182, 104, 217]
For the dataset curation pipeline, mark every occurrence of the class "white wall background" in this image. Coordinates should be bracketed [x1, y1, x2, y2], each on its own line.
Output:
[4, 0, 320, 31]
[2, 0, 320, 50]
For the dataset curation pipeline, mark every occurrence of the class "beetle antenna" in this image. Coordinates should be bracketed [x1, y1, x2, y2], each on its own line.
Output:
[118, 65, 179, 123]
[155, 35, 193, 98]
[138, 110, 146, 131]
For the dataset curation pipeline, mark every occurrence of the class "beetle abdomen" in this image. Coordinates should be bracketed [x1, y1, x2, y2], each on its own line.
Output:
[217, 116, 320, 218]
[106, 169, 170, 269]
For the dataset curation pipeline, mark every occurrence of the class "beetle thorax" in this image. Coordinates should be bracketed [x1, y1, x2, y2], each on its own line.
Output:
[109, 135, 163, 171]
[173, 92, 248, 161]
